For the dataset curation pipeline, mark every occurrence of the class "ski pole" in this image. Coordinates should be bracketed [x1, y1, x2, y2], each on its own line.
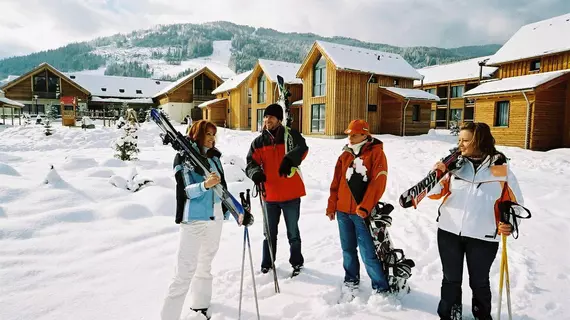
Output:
[246, 227, 261, 320]
[238, 225, 247, 320]
[497, 234, 512, 320]
[257, 183, 280, 293]
[503, 235, 512, 320]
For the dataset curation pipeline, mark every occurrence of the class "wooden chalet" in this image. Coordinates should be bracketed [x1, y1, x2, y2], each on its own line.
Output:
[199, 70, 252, 129]
[415, 57, 497, 129]
[296, 40, 439, 137]
[0, 63, 90, 117]
[247, 59, 303, 132]
[152, 66, 224, 123]
[464, 12, 570, 150]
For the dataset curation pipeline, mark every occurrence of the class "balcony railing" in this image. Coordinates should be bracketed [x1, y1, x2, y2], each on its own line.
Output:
[33, 91, 59, 99]
[437, 98, 448, 107]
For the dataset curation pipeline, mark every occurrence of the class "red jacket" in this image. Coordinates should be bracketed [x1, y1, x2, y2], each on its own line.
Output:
[246, 125, 308, 202]
[327, 138, 388, 217]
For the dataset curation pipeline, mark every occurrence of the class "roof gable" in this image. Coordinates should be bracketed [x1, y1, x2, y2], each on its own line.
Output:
[486, 12, 570, 66]
[258, 59, 302, 84]
[304, 40, 422, 80]
[0, 62, 90, 95]
[153, 66, 224, 98]
[211, 70, 252, 95]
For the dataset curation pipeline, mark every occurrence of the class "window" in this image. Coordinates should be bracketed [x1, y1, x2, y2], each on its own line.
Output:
[47, 71, 59, 93]
[248, 108, 252, 127]
[370, 76, 377, 83]
[450, 109, 462, 122]
[368, 104, 377, 112]
[313, 56, 326, 97]
[425, 88, 435, 94]
[495, 101, 510, 127]
[257, 74, 266, 103]
[247, 88, 252, 104]
[412, 105, 420, 121]
[311, 104, 326, 133]
[33, 73, 47, 92]
[450, 86, 464, 98]
[393, 79, 400, 87]
[257, 109, 265, 131]
[464, 107, 474, 121]
[119, 89, 125, 93]
[530, 59, 540, 71]
[101, 88, 107, 92]
[431, 110, 436, 121]
[136, 90, 142, 94]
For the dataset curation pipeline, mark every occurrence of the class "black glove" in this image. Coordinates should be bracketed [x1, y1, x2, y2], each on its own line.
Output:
[251, 171, 266, 184]
[279, 157, 294, 177]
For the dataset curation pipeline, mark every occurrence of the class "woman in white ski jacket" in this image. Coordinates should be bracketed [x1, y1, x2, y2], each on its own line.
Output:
[428, 122, 524, 320]
[161, 120, 229, 320]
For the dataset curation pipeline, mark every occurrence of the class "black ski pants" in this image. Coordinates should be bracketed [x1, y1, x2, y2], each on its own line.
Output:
[437, 228, 499, 320]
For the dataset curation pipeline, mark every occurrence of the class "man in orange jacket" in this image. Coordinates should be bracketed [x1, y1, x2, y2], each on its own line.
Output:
[246, 104, 308, 275]
[326, 119, 389, 298]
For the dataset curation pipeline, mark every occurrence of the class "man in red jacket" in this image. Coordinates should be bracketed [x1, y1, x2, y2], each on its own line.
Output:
[246, 103, 308, 275]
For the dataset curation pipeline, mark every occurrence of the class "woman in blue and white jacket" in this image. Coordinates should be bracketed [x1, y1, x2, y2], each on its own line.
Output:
[161, 120, 229, 320]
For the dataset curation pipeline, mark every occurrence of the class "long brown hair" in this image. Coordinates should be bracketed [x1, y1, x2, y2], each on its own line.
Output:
[187, 120, 217, 153]
[460, 122, 499, 160]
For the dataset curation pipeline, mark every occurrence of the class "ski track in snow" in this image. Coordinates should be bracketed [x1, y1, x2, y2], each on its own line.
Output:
[0, 124, 569, 320]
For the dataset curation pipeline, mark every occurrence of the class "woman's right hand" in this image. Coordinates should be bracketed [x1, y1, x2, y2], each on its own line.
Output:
[433, 161, 447, 172]
[204, 172, 221, 189]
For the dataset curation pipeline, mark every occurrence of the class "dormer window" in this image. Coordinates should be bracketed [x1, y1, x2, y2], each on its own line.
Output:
[136, 90, 142, 94]
[101, 88, 107, 92]
[119, 89, 125, 93]
[393, 79, 399, 87]
[530, 59, 540, 71]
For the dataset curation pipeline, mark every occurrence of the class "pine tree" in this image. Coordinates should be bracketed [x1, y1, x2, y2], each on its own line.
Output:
[114, 123, 139, 161]
[44, 119, 54, 136]
[449, 112, 461, 136]
[47, 104, 59, 121]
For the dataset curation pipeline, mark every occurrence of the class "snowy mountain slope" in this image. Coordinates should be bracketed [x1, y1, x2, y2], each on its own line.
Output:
[0, 124, 568, 320]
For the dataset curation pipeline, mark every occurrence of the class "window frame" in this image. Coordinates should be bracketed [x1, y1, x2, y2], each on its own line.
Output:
[494, 101, 510, 127]
[310, 103, 326, 133]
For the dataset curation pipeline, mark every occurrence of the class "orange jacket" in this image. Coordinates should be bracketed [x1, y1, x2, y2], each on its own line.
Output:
[327, 138, 388, 217]
[246, 125, 308, 202]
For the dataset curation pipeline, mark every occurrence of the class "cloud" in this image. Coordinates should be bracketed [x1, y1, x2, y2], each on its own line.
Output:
[0, 0, 569, 58]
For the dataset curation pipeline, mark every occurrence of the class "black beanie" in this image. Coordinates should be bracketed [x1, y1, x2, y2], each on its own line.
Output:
[263, 103, 283, 121]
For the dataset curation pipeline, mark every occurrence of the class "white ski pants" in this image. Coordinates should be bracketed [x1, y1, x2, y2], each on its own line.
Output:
[161, 219, 223, 320]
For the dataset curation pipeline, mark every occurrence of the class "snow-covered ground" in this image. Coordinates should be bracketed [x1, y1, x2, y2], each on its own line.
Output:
[87, 40, 236, 79]
[0, 123, 569, 320]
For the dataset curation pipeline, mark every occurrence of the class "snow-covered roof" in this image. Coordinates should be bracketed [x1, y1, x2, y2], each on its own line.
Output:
[0, 94, 25, 107]
[486, 12, 570, 66]
[198, 98, 227, 108]
[315, 40, 422, 80]
[292, 99, 303, 106]
[63, 73, 172, 99]
[258, 59, 302, 84]
[414, 56, 497, 86]
[464, 70, 570, 96]
[0, 75, 20, 86]
[153, 66, 223, 98]
[90, 97, 155, 104]
[211, 70, 252, 95]
[381, 87, 440, 101]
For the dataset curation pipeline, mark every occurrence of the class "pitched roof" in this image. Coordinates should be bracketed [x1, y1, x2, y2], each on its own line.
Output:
[258, 59, 302, 84]
[463, 70, 570, 96]
[486, 12, 570, 66]
[311, 40, 422, 80]
[211, 70, 252, 95]
[198, 97, 227, 108]
[63, 73, 172, 99]
[0, 90, 25, 107]
[414, 56, 497, 86]
[380, 87, 440, 101]
[0, 62, 90, 95]
[153, 66, 224, 98]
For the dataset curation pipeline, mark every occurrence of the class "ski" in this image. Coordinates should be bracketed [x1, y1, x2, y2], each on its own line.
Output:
[276, 75, 293, 128]
[149, 108, 253, 226]
[367, 202, 414, 294]
[398, 147, 461, 209]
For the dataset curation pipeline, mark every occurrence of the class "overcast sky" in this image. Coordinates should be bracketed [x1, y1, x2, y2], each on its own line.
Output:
[0, 0, 569, 58]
